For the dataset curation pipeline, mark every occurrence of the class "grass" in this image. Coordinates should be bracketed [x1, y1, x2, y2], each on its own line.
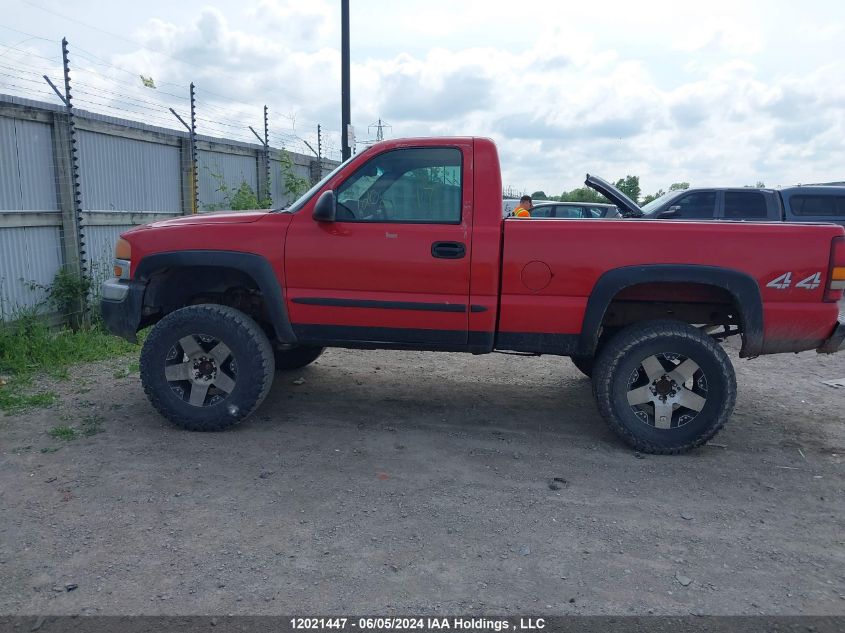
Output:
[0, 390, 58, 414]
[0, 312, 142, 414]
[47, 414, 105, 441]
[48, 424, 78, 441]
[112, 361, 140, 379]
[80, 414, 104, 436]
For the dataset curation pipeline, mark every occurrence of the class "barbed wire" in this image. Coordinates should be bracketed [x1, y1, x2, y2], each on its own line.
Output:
[0, 32, 348, 161]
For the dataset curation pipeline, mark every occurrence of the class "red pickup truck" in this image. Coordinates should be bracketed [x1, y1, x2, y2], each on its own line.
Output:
[101, 137, 845, 454]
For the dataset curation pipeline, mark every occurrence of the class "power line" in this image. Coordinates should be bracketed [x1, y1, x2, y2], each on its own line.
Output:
[21, 1, 295, 110]
[71, 45, 187, 91]
[0, 24, 55, 43]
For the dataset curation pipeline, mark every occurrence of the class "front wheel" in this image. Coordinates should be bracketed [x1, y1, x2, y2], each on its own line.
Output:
[140, 304, 275, 431]
[592, 320, 736, 454]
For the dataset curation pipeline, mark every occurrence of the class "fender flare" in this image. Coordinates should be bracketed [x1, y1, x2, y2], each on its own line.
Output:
[134, 250, 296, 344]
[579, 264, 763, 358]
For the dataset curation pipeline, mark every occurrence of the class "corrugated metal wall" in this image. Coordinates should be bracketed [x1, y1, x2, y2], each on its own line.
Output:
[0, 226, 63, 319]
[0, 113, 63, 316]
[0, 116, 58, 211]
[0, 94, 337, 320]
[77, 130, 181, 213]
[198, 149, 258, 211]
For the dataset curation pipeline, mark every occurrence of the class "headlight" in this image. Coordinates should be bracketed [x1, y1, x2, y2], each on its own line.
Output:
[114, 238, 131, 279]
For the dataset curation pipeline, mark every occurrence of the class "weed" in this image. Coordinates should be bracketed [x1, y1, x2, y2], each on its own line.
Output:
[47, 414, 104, 441]
[113, 360, 141, 379]
[40, 446, 60, 454]
[79, 414, 104, 437]
[0, 312, 141, 414]
[48, 425, 77, 441]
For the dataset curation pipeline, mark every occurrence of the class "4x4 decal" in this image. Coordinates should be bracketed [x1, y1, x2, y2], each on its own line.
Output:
[767, 272, 822, 290]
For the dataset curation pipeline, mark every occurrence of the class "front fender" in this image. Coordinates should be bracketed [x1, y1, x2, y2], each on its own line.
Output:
[134, 250, 296, 344]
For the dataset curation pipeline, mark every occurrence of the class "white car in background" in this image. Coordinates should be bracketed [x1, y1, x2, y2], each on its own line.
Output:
[502, 198, 523, 216]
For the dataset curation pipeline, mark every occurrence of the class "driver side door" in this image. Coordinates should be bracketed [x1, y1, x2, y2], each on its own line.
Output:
[284, 144, 473, 348]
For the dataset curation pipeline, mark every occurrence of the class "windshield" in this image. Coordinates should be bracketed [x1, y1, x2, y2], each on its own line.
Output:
[640, 190, 684, 215]
[275, 157, 352, 213]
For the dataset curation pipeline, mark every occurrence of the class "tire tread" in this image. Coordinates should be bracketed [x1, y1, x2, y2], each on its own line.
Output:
[140, 304, 274, 431]
[592, 319, 736, 454]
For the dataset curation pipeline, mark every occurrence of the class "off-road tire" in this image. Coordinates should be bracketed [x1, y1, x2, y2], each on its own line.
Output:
[592, 320, 736, 454]
[140, 304, 275, 431]
[570, 355, 594, 378]
[274, 346, 324, 371]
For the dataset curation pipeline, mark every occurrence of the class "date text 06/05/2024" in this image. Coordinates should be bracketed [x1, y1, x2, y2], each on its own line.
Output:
[289, 617, 547, 630]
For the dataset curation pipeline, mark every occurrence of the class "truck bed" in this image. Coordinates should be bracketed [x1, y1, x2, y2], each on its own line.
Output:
[498, 218, 843, 354]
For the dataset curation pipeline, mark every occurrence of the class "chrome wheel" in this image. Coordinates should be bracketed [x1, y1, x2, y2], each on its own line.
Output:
[164, 333, 237, 407]
[625, 353, 708, 429]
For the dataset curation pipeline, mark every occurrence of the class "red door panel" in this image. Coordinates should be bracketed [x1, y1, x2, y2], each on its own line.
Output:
[284, 145, 473, 346]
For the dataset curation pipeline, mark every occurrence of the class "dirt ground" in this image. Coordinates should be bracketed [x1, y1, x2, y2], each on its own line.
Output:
[1, 338, 843, 616]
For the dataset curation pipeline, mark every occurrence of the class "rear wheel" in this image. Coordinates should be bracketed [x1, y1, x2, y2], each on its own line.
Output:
[140, 304, 275, 431]
[274, 346, 324, 371]
[592, 320, 736, 454]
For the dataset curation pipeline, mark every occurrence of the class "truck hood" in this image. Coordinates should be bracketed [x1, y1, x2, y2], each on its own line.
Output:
[143, 210, 270, 228]
[585, 174, 643, 218]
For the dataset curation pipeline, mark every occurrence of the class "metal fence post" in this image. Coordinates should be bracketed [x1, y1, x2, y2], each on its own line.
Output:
[189, 82, 198, 214]
[253, 105, 271, 206]
[53, 37, 87, 328]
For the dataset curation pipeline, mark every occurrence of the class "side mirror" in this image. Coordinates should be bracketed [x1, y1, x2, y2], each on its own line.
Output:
[659, 205, 681, 218]
[312, 190, 336, 222]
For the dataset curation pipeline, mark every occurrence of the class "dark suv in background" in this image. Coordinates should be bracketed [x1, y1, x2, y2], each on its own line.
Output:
[639, 185, 845, 227]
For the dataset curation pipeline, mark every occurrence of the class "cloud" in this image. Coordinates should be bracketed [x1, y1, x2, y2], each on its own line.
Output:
[497, 115, 644, 141]
[380, 67, 493, 122]
[48, 0, 844, 194]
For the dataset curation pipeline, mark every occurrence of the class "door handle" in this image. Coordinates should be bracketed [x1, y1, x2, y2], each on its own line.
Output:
[431, 241, 466, 259]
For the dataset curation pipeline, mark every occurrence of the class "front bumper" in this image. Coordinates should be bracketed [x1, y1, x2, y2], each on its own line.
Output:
[100, 278, 146, 343]
[817, 321, 845, 354]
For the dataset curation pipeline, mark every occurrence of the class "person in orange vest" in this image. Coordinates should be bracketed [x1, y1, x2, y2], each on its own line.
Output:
[513, 195, 533, 218]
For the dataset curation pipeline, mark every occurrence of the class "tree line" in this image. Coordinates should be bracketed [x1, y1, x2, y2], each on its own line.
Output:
[530, 176, 689, 206]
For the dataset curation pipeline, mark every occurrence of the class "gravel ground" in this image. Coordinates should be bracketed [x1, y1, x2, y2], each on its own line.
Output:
[1, 340, 843, 615]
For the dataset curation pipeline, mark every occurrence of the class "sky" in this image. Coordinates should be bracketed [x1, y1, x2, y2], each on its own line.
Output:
[1, 0, 844, 196]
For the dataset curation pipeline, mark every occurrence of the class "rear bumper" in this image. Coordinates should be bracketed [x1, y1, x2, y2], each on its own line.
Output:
[817, 321, 845, 354]
[100, 278, 145, 343]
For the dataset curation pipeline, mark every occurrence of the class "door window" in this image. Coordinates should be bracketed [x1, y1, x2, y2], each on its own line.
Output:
[555, 206, 587, 218]
[724, 191, 768, 219]
[790, 194, 845, 217]
[336, 147, 462, 223]
[672, 192, 717, 218]
[530, 206, 554, 218]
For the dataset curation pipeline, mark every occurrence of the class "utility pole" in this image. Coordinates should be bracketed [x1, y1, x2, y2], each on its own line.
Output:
[341, 0, 351, 160]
